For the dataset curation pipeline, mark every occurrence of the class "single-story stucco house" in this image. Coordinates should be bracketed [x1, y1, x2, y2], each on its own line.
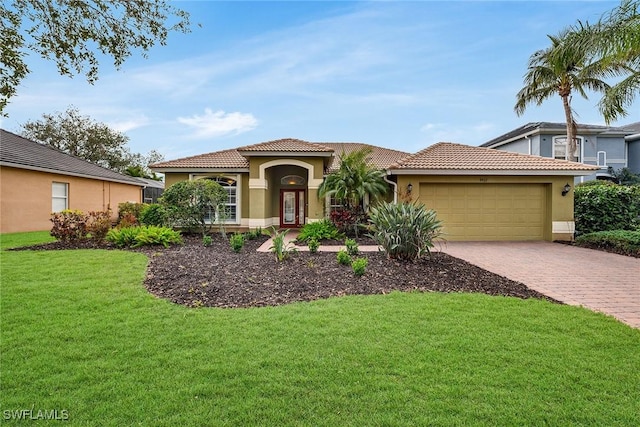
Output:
[0, 129, 145, 234]
[151, 138, 598, 241]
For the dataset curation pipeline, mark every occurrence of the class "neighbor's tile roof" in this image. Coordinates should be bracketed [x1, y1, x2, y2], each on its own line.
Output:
[0, 129, 145, 185]
[150, 148, 249, 169]
[389, 142, 600, 171]
[237, 138, 334, 153]
[322, 142, 410, 172]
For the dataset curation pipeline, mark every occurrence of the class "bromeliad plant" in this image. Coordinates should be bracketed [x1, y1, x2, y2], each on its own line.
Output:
[368, 202, 443, 261]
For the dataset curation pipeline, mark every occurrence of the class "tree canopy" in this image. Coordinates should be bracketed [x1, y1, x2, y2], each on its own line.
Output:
[21, 106, 164, 176]
[1, 0, 190, 115]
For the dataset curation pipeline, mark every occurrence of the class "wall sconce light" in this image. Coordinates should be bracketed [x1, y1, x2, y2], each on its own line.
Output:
[407, 183, 413, 193]
[561, 183, 571, 196]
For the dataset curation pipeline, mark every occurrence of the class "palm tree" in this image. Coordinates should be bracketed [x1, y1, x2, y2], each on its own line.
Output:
[318, 147, 388, 210]
[515, 32, 614, 161]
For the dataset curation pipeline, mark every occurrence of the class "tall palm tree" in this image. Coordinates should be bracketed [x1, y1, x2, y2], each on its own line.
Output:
[515, 32, 614, 161]
[318, 147, 388, 210]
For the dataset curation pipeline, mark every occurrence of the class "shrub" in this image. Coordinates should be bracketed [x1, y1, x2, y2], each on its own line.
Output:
[106, 226, 182, 248]
[139, 204, 167, 226]
[368, 202, 443, 261]
[308, 238, 320, 254]
[268, 227, 297, 262]
[296, 219, 342, 243]
[202, 235, 213, 247]
[118, 202, 146, 225]
[50, 210, 89, 241]
[574, 183, 640, 234]
[245, 227, 263, 240]
[352, 257, 368, 277]
[87, 210, 112, 240]
[344, 238, 359, 256]
[575, 230, 640, 256]
[330, 206, 368, 237]
[336, 249, 352, 266]
[230, 233, 245, 253]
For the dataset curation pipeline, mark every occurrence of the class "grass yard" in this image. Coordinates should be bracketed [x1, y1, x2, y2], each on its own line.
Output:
[1, 232, 639, 425]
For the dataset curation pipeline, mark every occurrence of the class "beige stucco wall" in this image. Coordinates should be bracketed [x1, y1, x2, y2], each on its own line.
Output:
[0, 166, 142, 234]
[394, 174, 575, 241]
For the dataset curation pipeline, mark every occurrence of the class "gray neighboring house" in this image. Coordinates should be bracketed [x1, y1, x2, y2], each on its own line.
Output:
[137, 177, 165, 203]
[481, 122, 640, 182]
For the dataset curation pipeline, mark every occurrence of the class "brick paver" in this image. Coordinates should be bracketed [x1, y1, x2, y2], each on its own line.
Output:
[439, 241, 640, 329]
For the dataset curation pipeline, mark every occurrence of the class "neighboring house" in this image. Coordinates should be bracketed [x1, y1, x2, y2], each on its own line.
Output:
[480, 121, 640, 181]
[151, 138, 597, 241]
[0, 129, 145, 233]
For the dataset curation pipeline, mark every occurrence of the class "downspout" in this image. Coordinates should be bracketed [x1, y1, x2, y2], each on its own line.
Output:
[384, 173, 398, 204]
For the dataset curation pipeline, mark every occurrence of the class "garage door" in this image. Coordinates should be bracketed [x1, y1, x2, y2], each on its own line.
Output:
[418, 183, 547, 241]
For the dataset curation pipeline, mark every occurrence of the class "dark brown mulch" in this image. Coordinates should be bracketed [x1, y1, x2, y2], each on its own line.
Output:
[14, 235, 559, 308]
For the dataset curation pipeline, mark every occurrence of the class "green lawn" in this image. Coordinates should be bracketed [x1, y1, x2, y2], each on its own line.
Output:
[1, 232, 639, 426]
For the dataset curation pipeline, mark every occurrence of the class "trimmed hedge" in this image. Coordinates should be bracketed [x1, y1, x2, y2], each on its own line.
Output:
[575, 230, 640, 257]
[574, 183, 640, 234]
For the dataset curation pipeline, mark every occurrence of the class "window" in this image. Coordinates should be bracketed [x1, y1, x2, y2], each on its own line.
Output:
[553, 136, 582, 161]
[203, 177, 237, 223]
[597, 151, 607, 168]
[52, 182, 68, 212]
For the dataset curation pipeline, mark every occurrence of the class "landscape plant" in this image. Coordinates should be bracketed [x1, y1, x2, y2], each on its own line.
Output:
[118, 202, 146, 225]
[86, 209, 112, 240]
[336, 249, 352, 266]
[139, 204, 167, 226]
[50, 209, 88, 241]
[268, 227, 296, 262]
[202, 235, 213, 247]
[308, 238, 320, 254]
[345, 238, 359, 256]
[106, 225, 182, 248]
[229, 233, 245, 253]
[160, 179, 228, 237]
[368, 201, 443, 261]
[575, 230, 640, 256]
[296, 219, 342, 243]
[574, 182, 640, 234]
[351, 257, 368, 276]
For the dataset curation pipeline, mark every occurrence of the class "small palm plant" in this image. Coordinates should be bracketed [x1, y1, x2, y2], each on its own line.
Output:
[368, 202, 443, 261]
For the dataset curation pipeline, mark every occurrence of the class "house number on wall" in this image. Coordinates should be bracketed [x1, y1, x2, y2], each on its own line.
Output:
[479, 178, 488, 183]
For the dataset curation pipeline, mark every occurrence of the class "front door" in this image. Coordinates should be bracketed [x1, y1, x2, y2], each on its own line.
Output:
[280, 189, 305, 228]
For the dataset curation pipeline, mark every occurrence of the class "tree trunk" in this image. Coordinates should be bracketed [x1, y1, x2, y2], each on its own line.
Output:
[562, 95, 578, 162]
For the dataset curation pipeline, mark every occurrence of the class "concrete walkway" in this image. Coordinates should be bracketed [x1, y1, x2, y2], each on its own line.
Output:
[439, 241, 640, 329]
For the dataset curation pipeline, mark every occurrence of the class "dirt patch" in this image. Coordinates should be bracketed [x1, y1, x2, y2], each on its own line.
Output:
[16, 235, 559, 308]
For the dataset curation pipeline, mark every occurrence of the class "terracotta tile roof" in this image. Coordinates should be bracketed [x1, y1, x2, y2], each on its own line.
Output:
[322, 142, 410, 172]
[150, 148, 249, 169]
[389, 142, 600, 172]
[0, 129, 144, 185]
[237, 138, 334, 153]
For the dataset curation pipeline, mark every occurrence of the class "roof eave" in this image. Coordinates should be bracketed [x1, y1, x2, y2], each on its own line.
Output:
[1, 161, 146, 186]
[150, 167, 250, 173]
[236, 150, 333, 157]
[387, 168, 598, 176]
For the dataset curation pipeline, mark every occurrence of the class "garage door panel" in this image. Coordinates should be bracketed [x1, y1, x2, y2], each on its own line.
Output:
[419, 183, 546, 241]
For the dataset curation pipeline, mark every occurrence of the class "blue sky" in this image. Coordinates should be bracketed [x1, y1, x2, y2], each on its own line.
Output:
[1, 1, 636, 160]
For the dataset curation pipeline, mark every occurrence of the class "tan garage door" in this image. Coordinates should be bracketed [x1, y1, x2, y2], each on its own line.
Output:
[418, 183, 547, 241]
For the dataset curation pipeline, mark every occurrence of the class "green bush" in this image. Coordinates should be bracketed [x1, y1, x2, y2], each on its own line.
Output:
[106, 226, 182, 248]
[230, 233, 245, 253]
[245, 227, 263, 240]
[296, 219, 342, 243]
[118, 202, 147, 224]
[352, 257, 368, 276]
[139, 204, 167, 226]
[575, 230, 640, 256]
[336, 249, 352, 266]
[574, 183, 640, 234]
[50, 209, 89, 241]
[308, 238, 320, 254]
[368, 202, 443, 261]
[344, 238, 359, 256]
[87, 210, 113, 240]
[202, 235, 213, 247]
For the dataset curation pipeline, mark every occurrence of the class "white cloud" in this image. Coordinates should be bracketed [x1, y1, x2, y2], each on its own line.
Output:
[108, 116, 150, 133]
[177, 108, 258, 139]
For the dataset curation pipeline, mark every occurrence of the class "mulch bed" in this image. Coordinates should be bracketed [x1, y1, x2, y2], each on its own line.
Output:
[18, 234, 559, 308]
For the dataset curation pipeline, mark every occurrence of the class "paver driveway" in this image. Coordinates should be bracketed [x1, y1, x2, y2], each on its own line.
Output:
[439, 241, 640, 329]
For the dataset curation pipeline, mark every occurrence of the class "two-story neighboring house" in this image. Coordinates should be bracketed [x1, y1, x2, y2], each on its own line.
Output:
[480, 122, 640, 182]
